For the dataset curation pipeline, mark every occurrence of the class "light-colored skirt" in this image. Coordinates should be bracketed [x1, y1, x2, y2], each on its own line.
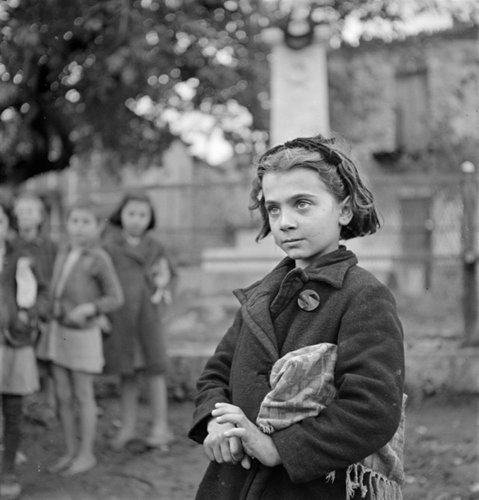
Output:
[0, 344, 39, 395]
[38, 321, 104, 374]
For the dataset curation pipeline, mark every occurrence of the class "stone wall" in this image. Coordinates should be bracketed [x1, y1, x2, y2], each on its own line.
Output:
[328, 26, 479, 170]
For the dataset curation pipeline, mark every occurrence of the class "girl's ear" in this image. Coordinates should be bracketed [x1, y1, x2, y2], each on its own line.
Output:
[339, 196, 353, 226]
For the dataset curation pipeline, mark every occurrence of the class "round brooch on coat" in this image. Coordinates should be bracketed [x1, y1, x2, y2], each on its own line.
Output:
[297, 289, 320, 311]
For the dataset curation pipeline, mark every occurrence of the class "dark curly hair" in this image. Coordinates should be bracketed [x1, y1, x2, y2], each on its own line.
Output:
[250, 134, 380, 241]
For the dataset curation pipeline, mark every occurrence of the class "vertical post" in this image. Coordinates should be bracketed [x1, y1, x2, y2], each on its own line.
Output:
[462, 161, 478, 345]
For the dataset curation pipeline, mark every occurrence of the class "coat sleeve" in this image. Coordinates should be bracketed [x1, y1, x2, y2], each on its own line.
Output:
[31, 260, 51, 321]
[91, 250, 124, 314]
[271, 282, 405, 483]
[188, 310, 243, 444]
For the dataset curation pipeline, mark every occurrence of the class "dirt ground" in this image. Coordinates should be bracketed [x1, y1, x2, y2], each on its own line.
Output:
[11, 391, 479, 500]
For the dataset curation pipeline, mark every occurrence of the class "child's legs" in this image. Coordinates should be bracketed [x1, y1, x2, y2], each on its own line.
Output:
[112, 374, 140, 443]
[51, 364, 76, 458]
[58, 371, 98, 475]
[2, 394, 23, 475]
[71, 371, 96, 459]
[41, 361, 57, 411]
[147, 374, 170, 437]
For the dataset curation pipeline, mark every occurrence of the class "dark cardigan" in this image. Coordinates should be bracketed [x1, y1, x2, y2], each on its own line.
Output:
[189, 247, 405, 500]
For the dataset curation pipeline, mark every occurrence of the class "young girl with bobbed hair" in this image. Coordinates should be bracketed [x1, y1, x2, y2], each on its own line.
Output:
[189, 135, 405, 500]
[102, 191, 176, 450]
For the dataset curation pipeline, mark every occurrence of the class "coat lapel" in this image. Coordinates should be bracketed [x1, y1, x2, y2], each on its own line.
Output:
[234, 258, 294, 361]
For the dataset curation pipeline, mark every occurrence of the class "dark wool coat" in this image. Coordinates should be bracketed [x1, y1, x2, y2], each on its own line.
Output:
[102, 230, 175, 375]
[188, 247, 405, 500]
[14, 235, 57, 287]
[0, 241, 49, 347]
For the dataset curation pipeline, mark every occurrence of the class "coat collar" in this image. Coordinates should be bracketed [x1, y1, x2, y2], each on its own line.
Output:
[232, 246, 358, 360]
[106, 227, 158, 265]
[302, 246, 358, 288]
[234, 246, 357, 305]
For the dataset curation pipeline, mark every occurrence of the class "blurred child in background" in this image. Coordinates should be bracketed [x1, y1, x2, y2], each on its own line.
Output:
[13, 193, 57, 281]
[103, 191, 176, 450]
[13, 192, 58, 422]
[0, 200, 49, 499]
[41, 200, 123, 476]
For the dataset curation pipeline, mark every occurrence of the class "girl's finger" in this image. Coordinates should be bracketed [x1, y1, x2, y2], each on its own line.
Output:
[203, 444, 215, 462]
[220, 440, 234, 463]
[212, 403, 242, 415]
[228, 436, 244, 462]
[216, 413, 243, 426]
[212, 444, 224, 463]
[241, 455, 252, 470]
[224, 428, 246, 439]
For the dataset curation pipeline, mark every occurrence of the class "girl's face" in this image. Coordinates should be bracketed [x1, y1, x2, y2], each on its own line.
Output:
[14, 197, 43, 232]
[262, 167, 352, 268]
[120, 200, 152, 237]
[66, 208, 99, 246]
[0, 207, 10, 243]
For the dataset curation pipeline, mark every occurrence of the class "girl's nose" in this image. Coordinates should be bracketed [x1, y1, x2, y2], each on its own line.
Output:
[279, 209, 296, 230]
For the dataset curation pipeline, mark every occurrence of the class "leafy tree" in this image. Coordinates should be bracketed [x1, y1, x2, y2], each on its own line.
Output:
[0, 0, 274, 184]
[1, 0, 478, 185]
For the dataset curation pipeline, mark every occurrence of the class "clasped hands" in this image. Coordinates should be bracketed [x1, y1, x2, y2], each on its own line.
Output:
[203, 402, 281, 470]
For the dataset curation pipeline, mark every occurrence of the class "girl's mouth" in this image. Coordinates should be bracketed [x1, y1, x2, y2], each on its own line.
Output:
[283, 238, 303, 245]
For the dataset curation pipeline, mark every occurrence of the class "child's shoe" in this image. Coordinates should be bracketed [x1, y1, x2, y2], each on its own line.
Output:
[0, 474, 21, 499]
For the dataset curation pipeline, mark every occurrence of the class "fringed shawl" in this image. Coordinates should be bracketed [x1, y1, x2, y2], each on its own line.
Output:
[256, 343, 405, 500]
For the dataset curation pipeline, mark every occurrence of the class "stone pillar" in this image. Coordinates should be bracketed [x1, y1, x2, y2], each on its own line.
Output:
[263, 26, 330, 145]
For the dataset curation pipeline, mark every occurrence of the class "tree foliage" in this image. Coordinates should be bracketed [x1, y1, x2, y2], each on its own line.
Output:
[1, 0, 478, 185]
[0, 0, 276, 184]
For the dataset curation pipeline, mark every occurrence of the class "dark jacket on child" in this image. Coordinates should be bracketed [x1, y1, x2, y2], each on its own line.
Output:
[102, 229, 176, 375]
[188, 247, 405, 500]
[14, 234, 57, 286]
[0, 241, 49, 347]
[50, 243, 124, 329]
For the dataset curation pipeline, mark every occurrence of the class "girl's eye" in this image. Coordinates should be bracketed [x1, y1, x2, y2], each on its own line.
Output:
[296, 200, 310, 210]
[267, 206, 280, 216]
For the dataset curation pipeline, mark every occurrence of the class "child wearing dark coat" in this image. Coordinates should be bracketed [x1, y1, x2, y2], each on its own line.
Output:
[13, 193, 58, 423]
[189, 135, 405, 500]
[102, 191, 176, 450]
[0, 200, 49, 499]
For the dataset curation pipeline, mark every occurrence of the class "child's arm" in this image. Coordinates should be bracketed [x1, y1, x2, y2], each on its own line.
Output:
[67, 250, 124, 325]
[90, 249, 124, 314]
[189, 311, 243, 441]
[189, 310, 249, 467]
[271, 283, 404, 483]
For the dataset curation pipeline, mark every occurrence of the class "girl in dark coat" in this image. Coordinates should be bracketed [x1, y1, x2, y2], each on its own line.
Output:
[102, 191, 176, 450]
[189, 135, 405, 499]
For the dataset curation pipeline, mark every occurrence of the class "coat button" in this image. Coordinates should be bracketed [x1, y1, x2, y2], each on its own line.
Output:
[297, 289, 320, 311]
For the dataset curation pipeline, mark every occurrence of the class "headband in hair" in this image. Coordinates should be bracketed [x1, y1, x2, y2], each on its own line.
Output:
[259, 134, 342, 165]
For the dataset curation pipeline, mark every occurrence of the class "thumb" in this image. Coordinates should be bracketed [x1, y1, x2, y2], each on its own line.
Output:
[241, 455, 252, 470]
